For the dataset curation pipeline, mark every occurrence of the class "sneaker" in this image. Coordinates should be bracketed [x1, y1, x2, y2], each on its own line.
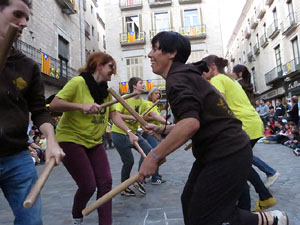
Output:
[133, 181, 146, 195]
[293, 148, 300, 156]
[269, 210, 289, 225]
[263, 140, 270, 144]
[151, 178, 166, 185]
[265, 172, 280, 188]
[253, 197, 277, 212]
[121, 187, 136, 196]
[73, 218, 83, 225]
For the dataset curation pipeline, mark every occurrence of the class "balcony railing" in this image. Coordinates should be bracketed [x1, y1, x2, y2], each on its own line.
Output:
[148, 0, 172, 7]
[283, 58, 300, 76]
[265, 0, 274, 6]
[247, 51, 255, 62]
[179, 25, 206, 39]
[149, 28, 174, 39]
[256, 1, 266, 19]
[260, 34, 268, 48]
[55, 0, 77, 14]
[245, 27, 251, 39]
[265, 66, 283, 85]
[267, 21, 280, 39]
[178, 0, 201, 4]
[254, 43, 260, 55]
[281, 12, 297, 35]
[250, 16, 258, 29]
[14, 40, 76, 87]
[120, 31, 146, 46]
[119, 0, 142, 10]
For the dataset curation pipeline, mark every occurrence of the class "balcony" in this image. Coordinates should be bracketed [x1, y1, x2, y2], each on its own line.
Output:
[120, 31, 146, 46]
[256, 1, 266, 19]
[250, 16, 258, 29]
[281, 12, 297, 36]
[244, 27, 251, 39]
[148, 0, 172, 8]
[178, 0, 201, 4]
[119, 78, 166, 94]
[149, 28, 174, 39]
[14, 40, 76, 87]
[282, 58, 300, 76]
[55, 0, 77, 14]
[119, 0, 142, 10]
[265, 0, 274, 6]
[260, 34, 269, 48]
[179, 25, 206, 40]
[265, 66, 283, 85]
[84, 21, 90, 37]
[254, 43, 260, 55]
[247, 51, 255, 62]
[267, 21, 280, 39]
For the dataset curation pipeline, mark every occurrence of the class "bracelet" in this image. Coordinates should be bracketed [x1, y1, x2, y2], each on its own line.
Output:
[126, 129, 132, 134]
[150, 149, 159, 161]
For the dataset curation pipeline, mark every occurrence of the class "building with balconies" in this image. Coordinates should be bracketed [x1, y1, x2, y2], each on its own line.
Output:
[226, 0, 300, 101]
[105, 0, 223, 95]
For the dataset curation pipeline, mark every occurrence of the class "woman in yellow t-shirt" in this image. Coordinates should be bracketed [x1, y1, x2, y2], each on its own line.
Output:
[50, 52, 138, 225]
[200, 55, 276, 212]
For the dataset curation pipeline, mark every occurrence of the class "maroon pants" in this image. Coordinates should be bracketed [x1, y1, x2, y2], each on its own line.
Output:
[60, 142, 112, 225]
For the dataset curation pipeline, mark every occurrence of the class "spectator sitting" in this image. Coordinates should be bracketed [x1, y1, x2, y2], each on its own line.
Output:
[268, 106, 276, 125]
[284, 128, 300, 149]
[28, 129, 35, 143]
[28, 145, 40, 165]
[287, 96, 299, 126]
[31, 135, 46, 163]
[263, 121, 290, 144]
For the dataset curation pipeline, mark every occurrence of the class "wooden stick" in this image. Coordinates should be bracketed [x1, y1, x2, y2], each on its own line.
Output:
[184, 142, 192, 151]
[133, 141, 146, 158]
[108, 88, 161, 141]
[99, 91, 138, 109]
[82, 155, 165, 217]
[0, 23, 19, 74]
[23, 157, 56, 208]
[141, 100, 159, 116]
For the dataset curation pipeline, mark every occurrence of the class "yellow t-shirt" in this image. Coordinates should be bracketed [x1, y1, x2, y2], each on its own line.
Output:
[144, 100, 162, 126]
[210, 74, 263, 140]
[112, 96, 149, 135]
[55, 76, 116, 148]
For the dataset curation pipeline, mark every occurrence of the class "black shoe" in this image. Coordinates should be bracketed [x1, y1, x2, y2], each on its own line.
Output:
[133, 182, 146, 195]
[121, 187, 136, 196]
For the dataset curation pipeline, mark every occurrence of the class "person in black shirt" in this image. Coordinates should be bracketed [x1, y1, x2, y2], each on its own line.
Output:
[275, 98, 286, 119]
[138, 31, 288, 225]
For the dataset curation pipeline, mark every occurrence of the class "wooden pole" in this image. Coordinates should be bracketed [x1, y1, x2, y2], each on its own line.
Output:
[0, 23, 19, 74]
[133, 141, 146, 158]
[99, 92, 138, 109]
[108, 88, 161, 141]
[23, 157, 56, 208]
[141, 100, 159, 116]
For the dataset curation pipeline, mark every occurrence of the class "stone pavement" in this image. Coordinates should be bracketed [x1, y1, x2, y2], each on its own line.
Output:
[0, 142, 299, 224]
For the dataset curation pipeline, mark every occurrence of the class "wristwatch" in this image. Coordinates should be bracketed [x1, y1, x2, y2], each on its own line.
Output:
[126, 129, 132, 134]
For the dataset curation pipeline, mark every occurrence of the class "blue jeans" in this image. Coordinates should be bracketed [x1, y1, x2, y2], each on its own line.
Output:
[142, 132, 161, 181]
[0, 151, 42, 225]
[112, 131, 156, 182]
[253, 155, 276, 177]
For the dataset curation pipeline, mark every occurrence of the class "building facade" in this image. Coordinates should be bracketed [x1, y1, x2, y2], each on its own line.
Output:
[226, 0, 300, 101]
[16, 0, 106, 97]
[104, 0, 224, 94]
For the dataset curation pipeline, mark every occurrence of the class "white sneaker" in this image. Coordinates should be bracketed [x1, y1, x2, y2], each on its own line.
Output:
[265, 171, 280, 188]
[73, 218, 83, 225]
[269, 210, 289, 225]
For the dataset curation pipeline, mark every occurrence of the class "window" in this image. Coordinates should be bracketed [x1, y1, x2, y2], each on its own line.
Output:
[291, 37, 300, 64]
[91, 5, 93, 14]
[58, 35, 69, 79]
[154, 12, 169, 31]
[83, 0, 86, 11]
[256, 34, 259, 46]
[243, 51, 246, 63]
[274, 45, 282, 74]
[273, 8, 278, 28]
[187, 50, 205, 63]
[92, 26, 94, 36]
[183, 9, 199, 32]
[126, 15, 140, 38]
[251, 67, 257, 92]
[126, 57, 143, 79]
[288, 0, 294, 13]
[103, 35, 106, 49]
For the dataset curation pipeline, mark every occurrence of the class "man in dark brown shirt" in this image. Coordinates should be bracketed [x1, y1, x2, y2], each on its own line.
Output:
[138, 31, 288, 225]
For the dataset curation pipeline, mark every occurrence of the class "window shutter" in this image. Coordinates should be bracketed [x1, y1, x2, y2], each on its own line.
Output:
[169, 10, 173, 30]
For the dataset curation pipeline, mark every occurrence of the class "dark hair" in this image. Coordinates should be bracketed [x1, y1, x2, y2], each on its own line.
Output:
[151, 31, 191, 64]
[0, 0, 32, 10]
[128, 77, 142, 93]
[202, 55, 228, 74]
[78, 52, 116, 74]
[232, 64, 251, 84]
[269, 106, 274, 110]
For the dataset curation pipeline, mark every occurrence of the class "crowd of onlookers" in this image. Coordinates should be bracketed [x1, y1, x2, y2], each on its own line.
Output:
[257, 96, 300, 156]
